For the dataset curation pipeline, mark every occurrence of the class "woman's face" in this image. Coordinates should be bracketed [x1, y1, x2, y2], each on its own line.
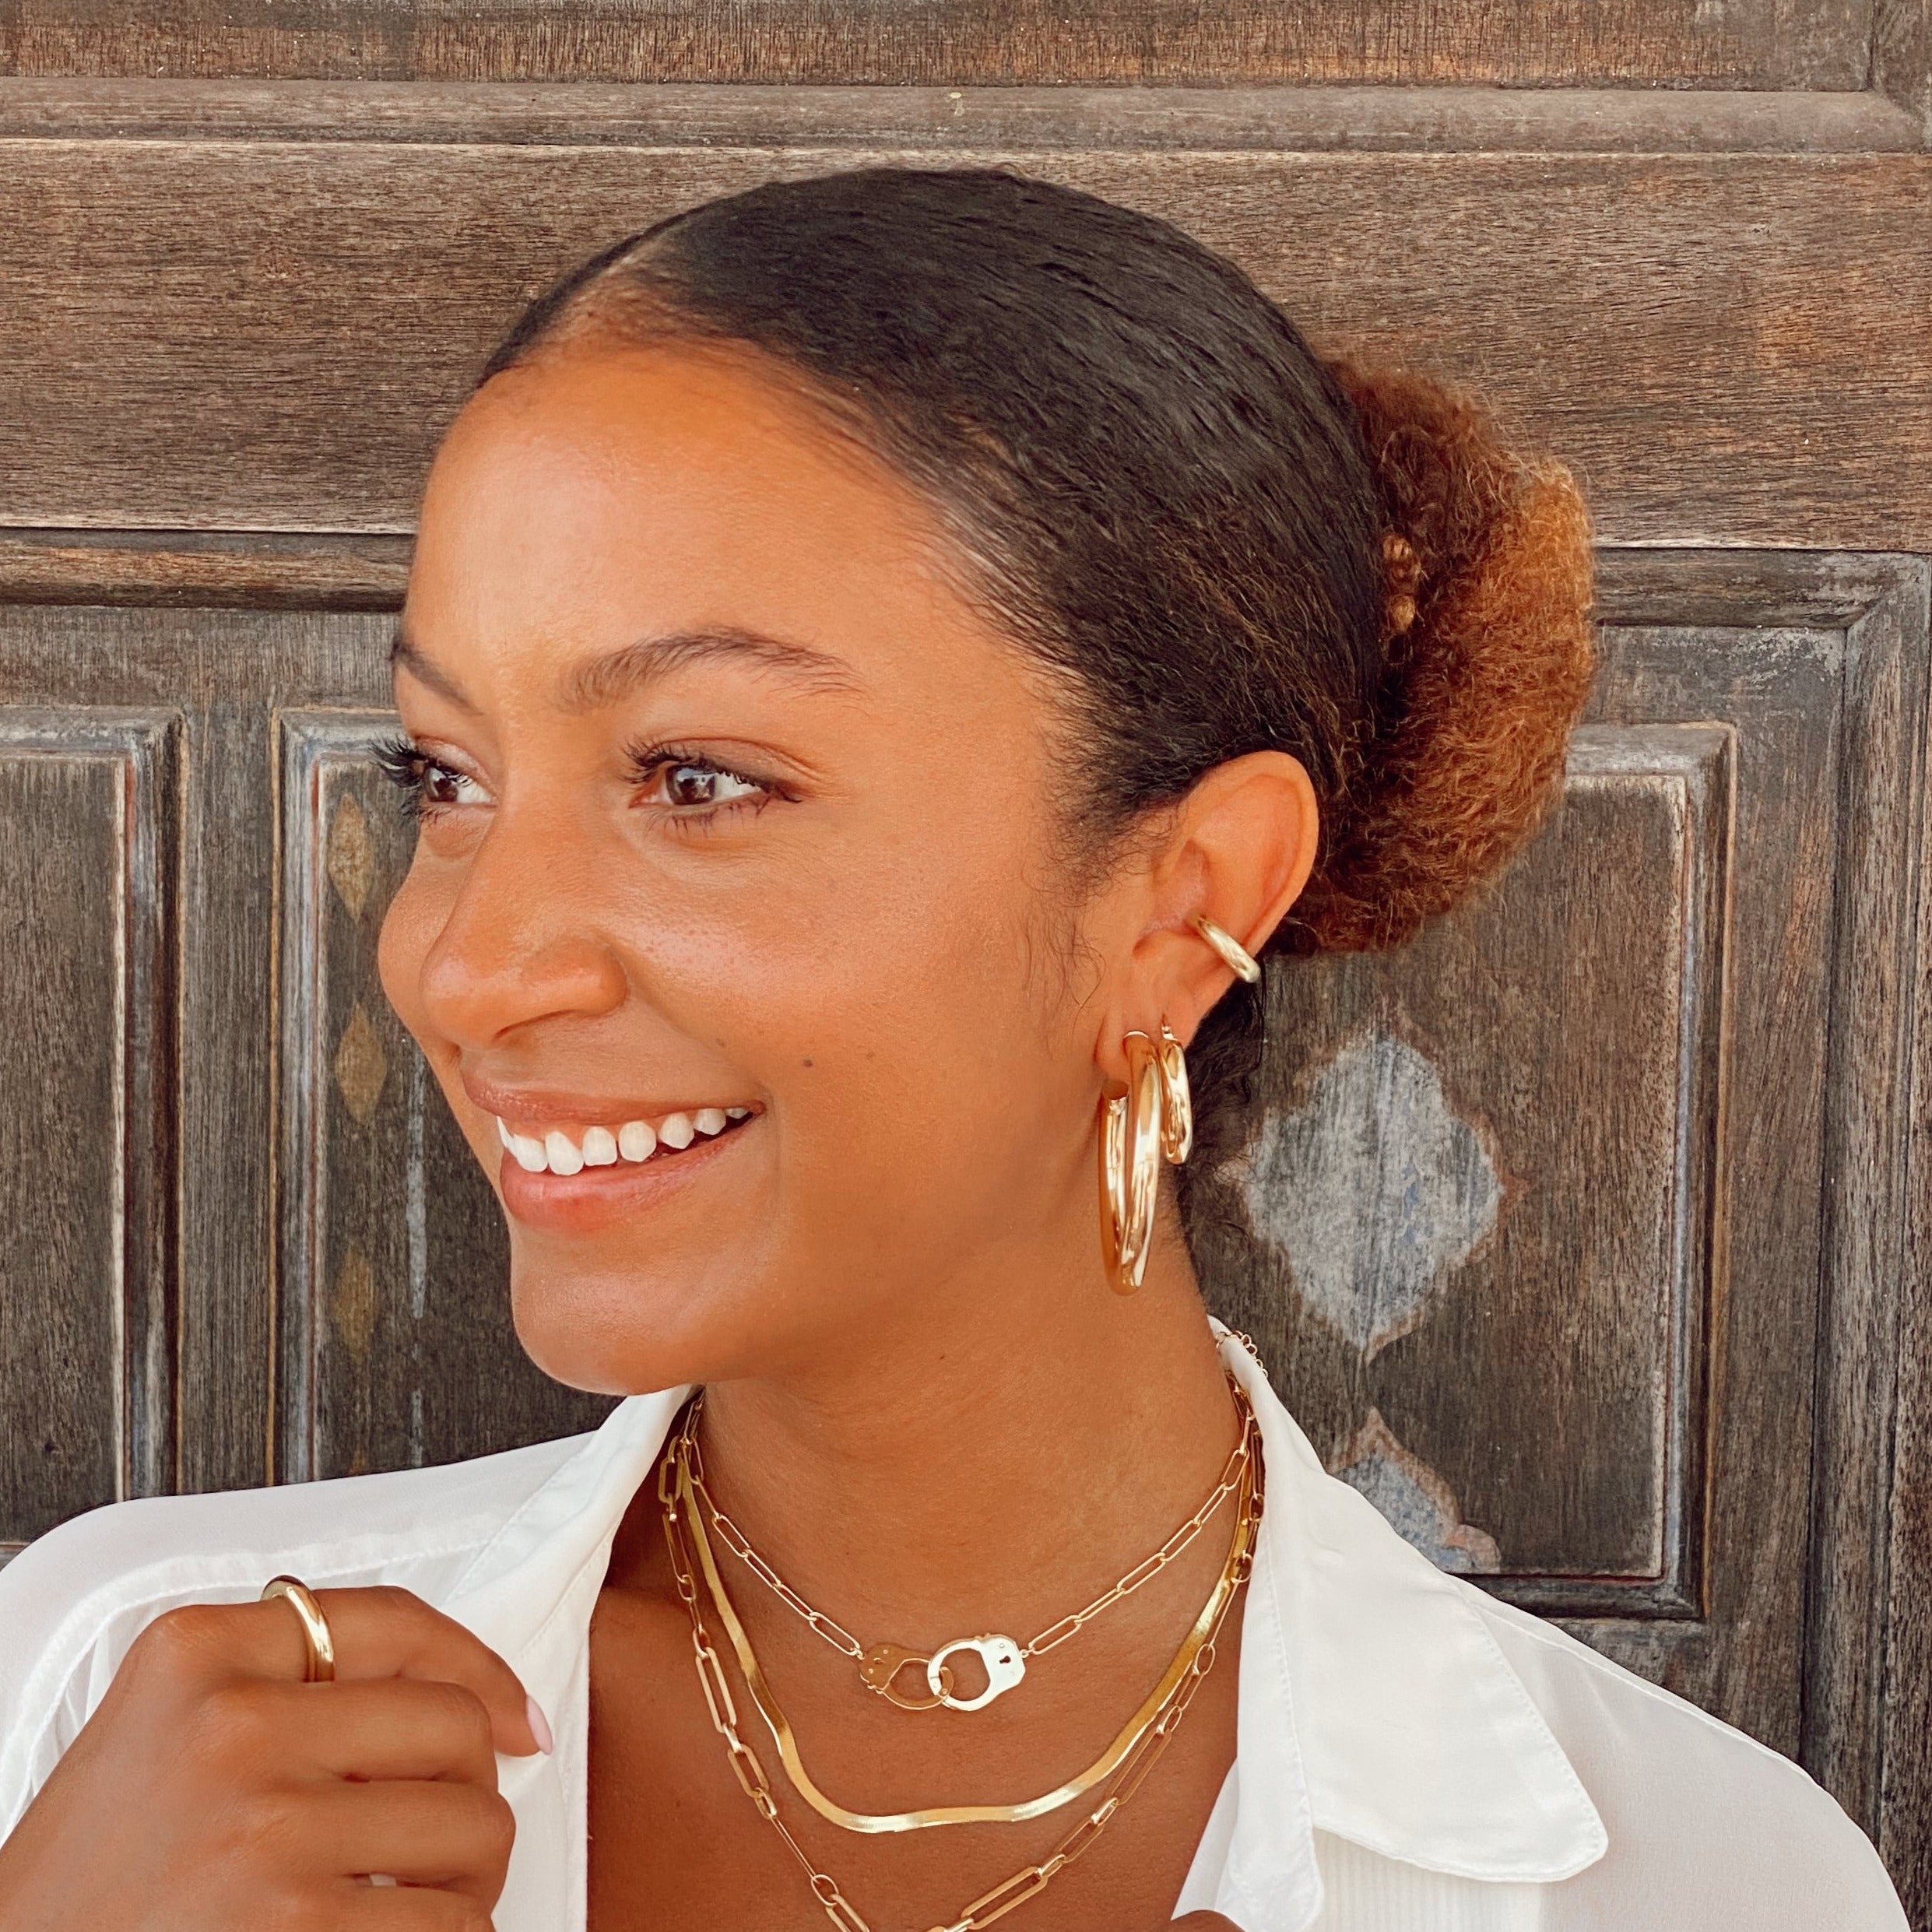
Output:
[380, 339, 1134, 1393]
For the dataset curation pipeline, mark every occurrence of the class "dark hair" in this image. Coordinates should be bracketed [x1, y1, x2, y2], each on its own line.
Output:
[476, 167, 1595, 1221]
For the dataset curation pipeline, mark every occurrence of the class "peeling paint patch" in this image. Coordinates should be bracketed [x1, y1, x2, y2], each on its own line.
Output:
[1242, 1029, 1501, 1357]
[1332, 1408, 1502, 1574]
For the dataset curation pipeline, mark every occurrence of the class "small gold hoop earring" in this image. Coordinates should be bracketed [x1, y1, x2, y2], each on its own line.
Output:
[1099, 1031, 1164, 1294]
[1193, 915, 1262, 985]
[1156, 1020, 1193, 1166]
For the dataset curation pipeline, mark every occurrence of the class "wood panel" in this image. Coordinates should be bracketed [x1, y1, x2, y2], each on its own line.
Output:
[0, 0, 1879, 87]
[0, 592, 608, 1512]
[5, 78, 1920, 150]
[1876, 0, 1932, 125]
[1192, 552, 1930, 1849]
[1226, 721, 1728, 1618]
[0, 101, 1923, 550]
[277, 708, 611, 1482]
[0, 546, 1923, 1893]
[0, 708, 175, 1554]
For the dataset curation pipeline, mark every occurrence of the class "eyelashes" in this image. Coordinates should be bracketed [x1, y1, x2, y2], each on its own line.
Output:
[623, 741, 781, 818]
[370, 733, 782, 827]
[371, 732, 458, 820]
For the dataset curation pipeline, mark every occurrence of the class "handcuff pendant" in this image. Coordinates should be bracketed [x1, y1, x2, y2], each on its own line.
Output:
[859, 1633, 1027, 1712]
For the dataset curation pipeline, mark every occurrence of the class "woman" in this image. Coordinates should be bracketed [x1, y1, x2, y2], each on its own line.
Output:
[0, 168, 1906, 1931]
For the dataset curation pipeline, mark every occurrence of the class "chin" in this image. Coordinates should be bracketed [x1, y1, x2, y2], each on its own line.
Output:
[504, 1245, 785, 1395]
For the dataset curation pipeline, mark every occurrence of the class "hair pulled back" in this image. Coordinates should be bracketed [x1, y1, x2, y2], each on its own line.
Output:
[477, 167, 1595, 1216]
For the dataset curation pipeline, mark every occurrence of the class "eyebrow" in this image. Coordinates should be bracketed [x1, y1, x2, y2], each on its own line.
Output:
[388, 625, 861, 711]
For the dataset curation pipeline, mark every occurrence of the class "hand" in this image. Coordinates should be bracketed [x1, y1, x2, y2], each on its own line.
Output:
[0, 1583, 546, 1930]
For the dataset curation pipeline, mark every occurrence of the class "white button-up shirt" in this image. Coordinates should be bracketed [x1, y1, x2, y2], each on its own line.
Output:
[0, 1322, 1907, 1929]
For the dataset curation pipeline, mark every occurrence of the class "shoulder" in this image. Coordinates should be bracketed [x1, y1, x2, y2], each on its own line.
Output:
[1467, 1589, 1907, 1928]
[0, 1432, 591, 1832]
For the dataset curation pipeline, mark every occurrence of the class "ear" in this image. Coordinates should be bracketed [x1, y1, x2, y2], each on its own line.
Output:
[1094, 750, 1318, 1079]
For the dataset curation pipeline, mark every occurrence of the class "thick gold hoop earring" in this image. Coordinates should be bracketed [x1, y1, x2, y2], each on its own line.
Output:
[1099, 1031, 1164, 1294]
[1193, 915, 1262, 985]
[1156, 1020, 1193, 1165]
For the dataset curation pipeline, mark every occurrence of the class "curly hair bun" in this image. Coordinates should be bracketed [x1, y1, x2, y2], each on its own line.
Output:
[1289, 360, 1597, 956]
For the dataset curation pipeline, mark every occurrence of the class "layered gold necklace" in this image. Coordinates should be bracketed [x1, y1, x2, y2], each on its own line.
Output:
[655, 1379, 1264, 1932]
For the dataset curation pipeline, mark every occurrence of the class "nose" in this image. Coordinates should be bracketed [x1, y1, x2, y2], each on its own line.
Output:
[412, 804, 628, 1049]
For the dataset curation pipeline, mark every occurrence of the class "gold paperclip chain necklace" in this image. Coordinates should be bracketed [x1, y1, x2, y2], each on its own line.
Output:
[668, 1391, 1259, 1834]
[656, 1403, 1263, 1932]
[683, 1368, 1255, 1714]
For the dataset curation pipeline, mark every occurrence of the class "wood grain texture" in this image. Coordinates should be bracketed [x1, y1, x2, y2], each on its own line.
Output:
[1227, 723, 1728, 1618]
[0, 710, 176, 1556]
[0, 528, 409, 607]
[1187, 550, 1930, 1842]
[0, 79, 1921, 152]
[1804, 558, 1932, 1836]
[1875, 0, 1932, 129]
[278, 711, 612, 1481]
[0, 136, 1924, 548]
[0, 537, 1923, 1899]
[0, 0, 1877, 87]
[0, 602, 616, 1501]
[1881, 557, 1932, 1926]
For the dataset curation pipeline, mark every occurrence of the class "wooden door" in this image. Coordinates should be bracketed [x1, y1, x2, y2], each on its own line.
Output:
[1, 7, 1928, 1918]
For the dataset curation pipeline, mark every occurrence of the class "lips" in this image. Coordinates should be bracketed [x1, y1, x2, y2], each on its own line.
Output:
[485, 1098, 759, 1235]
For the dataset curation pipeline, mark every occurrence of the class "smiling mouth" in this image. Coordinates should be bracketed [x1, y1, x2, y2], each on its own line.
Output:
[494, 1105, 753, 1177]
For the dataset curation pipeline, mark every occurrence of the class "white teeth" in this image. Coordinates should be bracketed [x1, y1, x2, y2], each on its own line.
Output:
[497, 1107, 740, 1175]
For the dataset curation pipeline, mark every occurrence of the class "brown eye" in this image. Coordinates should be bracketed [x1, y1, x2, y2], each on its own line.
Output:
[659, 762, 764, 809]
[666, 764, 721, 806]
[422, 763, 469, 808]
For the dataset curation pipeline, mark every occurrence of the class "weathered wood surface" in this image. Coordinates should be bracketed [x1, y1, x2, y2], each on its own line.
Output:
[1193, 553, 1930, 1844]
[1875, 0, 1932, 125]
[0, 79, 1921, 151]
[1, 542, 1920, 1902]
[0, 0, 1879, 87]
[0, 711, 175, 1552]
[0, 595, 609, 1517]
[0, 125, 1925, 550]
[278, 708, 613, 1482]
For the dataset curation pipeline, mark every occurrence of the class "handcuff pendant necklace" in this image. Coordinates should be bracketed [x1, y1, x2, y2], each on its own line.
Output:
[680, 1370, 1255, 1714]
[661, 1400, 1262, 1835]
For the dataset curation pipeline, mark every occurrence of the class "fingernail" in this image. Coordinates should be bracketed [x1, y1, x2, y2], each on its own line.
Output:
[525, 1692, 554, 1755]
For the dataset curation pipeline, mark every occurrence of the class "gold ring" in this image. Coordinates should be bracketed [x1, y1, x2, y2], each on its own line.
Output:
[261, 1575, 337, 1683]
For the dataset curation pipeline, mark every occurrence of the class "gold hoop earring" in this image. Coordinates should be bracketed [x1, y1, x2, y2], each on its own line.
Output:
[1156, 1020, 1193, 1165]
[1099, 1031, 1164, 1294]
[1193, 915, 1262, 985]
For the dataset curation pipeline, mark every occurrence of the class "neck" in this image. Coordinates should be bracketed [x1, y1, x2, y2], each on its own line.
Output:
[678, 1213, 1240, 1648]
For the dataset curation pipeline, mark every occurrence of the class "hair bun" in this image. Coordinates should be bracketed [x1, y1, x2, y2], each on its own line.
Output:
[1286, 357, 1597, 955]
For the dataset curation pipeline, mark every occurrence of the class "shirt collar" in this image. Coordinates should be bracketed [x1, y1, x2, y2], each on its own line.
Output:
[1211, 1319, 1606, 1923]
[442, 1321, 1605, 1928]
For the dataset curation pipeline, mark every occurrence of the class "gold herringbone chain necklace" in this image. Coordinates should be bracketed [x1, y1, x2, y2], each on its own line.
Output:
[655, 1403, 1263, 1932]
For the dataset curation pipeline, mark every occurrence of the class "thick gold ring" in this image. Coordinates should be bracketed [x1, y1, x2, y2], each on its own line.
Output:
[261, 1575, 337, 1683]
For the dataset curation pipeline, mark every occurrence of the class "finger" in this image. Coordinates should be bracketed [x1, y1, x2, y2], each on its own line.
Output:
[297, 1779, 515, 1901]
[238, 1678, 501, 1787]
[242, 1586, 546, 1757]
